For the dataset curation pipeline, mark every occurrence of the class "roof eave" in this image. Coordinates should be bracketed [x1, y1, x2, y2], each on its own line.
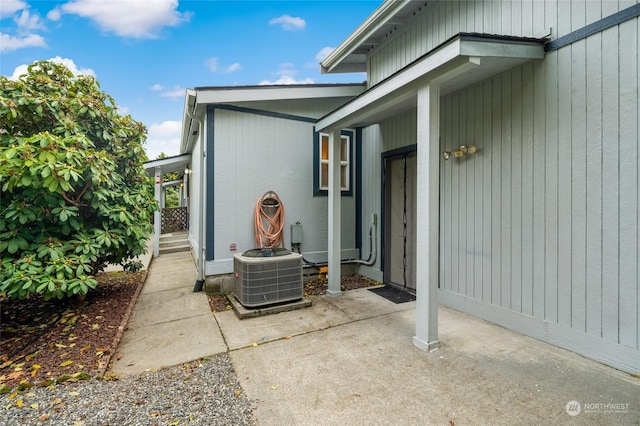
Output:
[320, 0, 413, 74]
[180, 89, 199, 154]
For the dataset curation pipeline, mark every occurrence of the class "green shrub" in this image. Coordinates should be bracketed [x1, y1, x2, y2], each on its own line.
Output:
[0, 61, 157, 300]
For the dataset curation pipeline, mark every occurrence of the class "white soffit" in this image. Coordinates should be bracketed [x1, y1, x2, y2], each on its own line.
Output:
[321, 0, 421, 74]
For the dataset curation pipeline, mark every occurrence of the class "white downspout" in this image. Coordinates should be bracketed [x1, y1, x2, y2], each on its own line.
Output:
[186, 105, 206, 292]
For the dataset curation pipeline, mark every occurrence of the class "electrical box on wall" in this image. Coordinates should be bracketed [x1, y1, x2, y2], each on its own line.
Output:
[291, 223, 303, 244]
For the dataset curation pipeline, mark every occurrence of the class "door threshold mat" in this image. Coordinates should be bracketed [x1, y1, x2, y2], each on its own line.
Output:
[368, 285, 416, 304]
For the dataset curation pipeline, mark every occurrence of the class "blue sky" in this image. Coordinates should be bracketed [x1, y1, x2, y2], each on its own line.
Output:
[1, 0, 379, 159]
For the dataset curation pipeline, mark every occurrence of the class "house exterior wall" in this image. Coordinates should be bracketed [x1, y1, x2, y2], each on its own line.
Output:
[357, 1, 639, 372]
[368, 0, 638, 86]
[187, 135, 202, 258]
[438, 27, 639, 372]
[205, 107, 358, 275]
[359, 125, 383, 280]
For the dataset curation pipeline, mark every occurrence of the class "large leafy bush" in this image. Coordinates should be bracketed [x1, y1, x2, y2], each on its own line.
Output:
[0, 61, 156, 300]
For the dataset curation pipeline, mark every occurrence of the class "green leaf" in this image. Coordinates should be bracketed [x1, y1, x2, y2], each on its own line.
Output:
[21, 175, 32, 186]
[7, 239, 19, 254]
[47, 179, 59, 192]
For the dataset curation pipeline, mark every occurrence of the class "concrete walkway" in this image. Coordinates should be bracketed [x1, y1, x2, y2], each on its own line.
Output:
[112, 252, 640, 425]
[110, 251, 225, 376]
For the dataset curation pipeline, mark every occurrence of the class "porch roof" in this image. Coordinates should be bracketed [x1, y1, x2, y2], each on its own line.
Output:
[143, 153, 191, 177]
[316, 33, 545, 131]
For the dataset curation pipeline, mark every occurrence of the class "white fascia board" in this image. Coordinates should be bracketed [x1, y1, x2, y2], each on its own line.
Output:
[180, 89, 198, 154]
[143, 154, 191, 177]
[321, 0, 412, 74]
[317, 39, 464, 131]
[316, 37, 545, 131]
[195, 84, 365, 105]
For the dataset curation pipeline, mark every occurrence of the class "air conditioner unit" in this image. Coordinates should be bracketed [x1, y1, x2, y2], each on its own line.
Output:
[233, 248, 303, 307]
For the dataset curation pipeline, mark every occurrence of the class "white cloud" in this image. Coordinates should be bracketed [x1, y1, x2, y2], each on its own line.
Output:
[146, 120, 182, 159]
[46, 7, 61, 21]
[159, 85, 185, 99]
[0, 0, 27, 19]
[0, 32, 46, 52]
[59, 0, 191, 39]
[276, 63, 296, 76]
[15, 10, 45, 33]
[0, 3, 48, 52]
[204, 57, 218, 72]
[149, 84, 184, 99]
[205, 57, 240, 73]
[259, 75, 315, 86]
[258, 63, 314, 85]
[225, 62, 241, 73]
[269, 14, 305, 31]
[6, 56, 95, 79]
[315, 46, 335, 62]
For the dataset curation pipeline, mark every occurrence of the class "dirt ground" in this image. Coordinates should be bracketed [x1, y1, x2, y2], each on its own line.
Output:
[0, 271, 146, 393]
[1, 272, 379, 393]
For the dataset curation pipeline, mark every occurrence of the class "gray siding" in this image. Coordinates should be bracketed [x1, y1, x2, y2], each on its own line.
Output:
[368, 0, 639, 86]
[357, 0, 640, 372]
[207, 108, 358, 274]
[437, 17, 639, 371]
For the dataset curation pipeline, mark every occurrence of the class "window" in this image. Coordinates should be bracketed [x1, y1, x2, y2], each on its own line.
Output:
[313, 130, 353, 196]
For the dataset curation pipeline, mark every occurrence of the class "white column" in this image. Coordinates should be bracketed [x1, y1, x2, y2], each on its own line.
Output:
[327, 128, 342, 297]
[413, 82, 440, 351]
[153, 167, 162, 257]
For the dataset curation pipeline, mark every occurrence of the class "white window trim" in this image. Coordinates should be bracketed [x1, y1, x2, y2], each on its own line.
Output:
[319, 133, 350, 191]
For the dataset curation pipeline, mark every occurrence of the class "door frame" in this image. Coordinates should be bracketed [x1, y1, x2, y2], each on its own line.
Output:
[381, 144, 417, 290]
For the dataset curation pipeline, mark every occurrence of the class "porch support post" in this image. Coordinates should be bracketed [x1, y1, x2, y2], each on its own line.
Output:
[153, 166, 162, 258]
[327, 128, 342, 297]
[413, 82, 440, 351]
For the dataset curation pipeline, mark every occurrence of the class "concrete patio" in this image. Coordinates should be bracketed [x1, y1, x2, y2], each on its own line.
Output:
[111, 250, 639, 425]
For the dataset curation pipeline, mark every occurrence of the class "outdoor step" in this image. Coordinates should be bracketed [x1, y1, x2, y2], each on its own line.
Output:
[160, 239, 190, 249]
[159, 232, 189, 243]
[159, 244, 191, 255]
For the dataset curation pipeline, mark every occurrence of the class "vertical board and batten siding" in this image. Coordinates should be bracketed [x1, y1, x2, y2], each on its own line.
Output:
[436, 25, 639, 372]
[358, 112, 418, 280]
[359, 125, 384, 281]
[361, 0, 639, 372]
[368, 0, 639, 86]
[208, 108, 357, 274]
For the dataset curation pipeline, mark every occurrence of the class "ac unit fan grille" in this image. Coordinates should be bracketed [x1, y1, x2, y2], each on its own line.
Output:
[234, 252, 303, 307]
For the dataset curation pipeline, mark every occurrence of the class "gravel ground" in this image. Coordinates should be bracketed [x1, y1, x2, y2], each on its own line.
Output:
[0, 354, 255, 426]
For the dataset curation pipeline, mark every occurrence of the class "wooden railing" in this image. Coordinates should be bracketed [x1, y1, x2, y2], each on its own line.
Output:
[161, 207, 188, 234]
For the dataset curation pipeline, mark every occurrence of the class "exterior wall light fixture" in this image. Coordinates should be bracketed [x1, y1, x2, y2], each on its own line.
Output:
[442, 145, 477, 161]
